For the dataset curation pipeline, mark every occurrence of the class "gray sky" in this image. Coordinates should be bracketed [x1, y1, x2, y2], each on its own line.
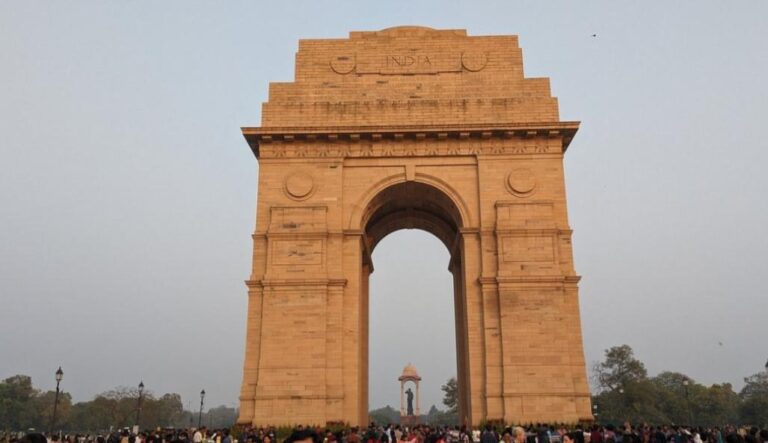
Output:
[1, 1, 767, 413]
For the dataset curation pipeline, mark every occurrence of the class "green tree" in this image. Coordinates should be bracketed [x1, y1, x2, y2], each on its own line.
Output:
[694, 383, 738, 426]
[0, 375, 39, 430]
[739, 371, 768, 426]
[35, 390, 73, 432]
[593, 379, 667, 424]
[441, 377, 458, 414]
[201, 405, 237, 429]
[649, 372, 694, 425]
[424, 405, 457, 426]
[141, 393, 184, 428]
[66, 401, 103, 433]
[739, 396, 768, 426]
[593, 345, 648, 392]
[740, 372, 768, 398]
[369, 405, 399, 425]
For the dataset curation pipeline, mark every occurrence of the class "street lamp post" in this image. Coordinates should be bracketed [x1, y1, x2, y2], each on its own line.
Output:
[198, 389, 206, 429]
[618, 387, 625, 421]
[682, 379, 693, 425]
[592, 403, 598, 422]
[135, 381, 144, 431]
[49, 367, 63, 436]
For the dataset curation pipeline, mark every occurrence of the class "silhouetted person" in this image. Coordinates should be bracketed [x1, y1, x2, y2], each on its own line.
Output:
[405, 388, 414, 416]
[285, 429, 318, 443]
[20, 434, 47, 443]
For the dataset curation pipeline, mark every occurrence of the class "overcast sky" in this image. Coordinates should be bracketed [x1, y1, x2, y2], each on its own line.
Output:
[1, 1, 767, 413]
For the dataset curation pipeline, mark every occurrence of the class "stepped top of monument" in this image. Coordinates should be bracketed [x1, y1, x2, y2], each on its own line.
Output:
[348, 25, 468, 38]
[243, 27, 580, 156]
[254, 27, 567, 130]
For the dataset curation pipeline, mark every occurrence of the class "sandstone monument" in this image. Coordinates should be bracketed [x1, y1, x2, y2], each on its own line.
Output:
[237, 26, 592, 426]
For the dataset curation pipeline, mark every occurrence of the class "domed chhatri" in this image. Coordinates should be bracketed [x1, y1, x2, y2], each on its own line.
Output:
[398, 363, 422, 425]
[398, 363, 422, 381]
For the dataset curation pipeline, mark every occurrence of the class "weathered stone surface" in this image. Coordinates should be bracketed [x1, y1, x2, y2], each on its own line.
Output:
[237, 26, 592, 426]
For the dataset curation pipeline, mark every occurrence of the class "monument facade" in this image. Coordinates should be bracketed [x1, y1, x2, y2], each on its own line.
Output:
[237, 26, 592, 426]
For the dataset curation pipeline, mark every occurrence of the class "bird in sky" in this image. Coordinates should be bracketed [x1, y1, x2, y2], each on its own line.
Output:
[592, 33, 598, 38]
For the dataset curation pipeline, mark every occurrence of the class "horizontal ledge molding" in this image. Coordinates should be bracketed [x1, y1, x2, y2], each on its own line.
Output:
[252, 394, 345, 400]
[243, 121, 579, 156]
[244, 121, 579, 137]
[478, 275, 581, 285]
[485, 392, 592, 398]
[246, 278, 347, 288]
[494, 228, 573, 235]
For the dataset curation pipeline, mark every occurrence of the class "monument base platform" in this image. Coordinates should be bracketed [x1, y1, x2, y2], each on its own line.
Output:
[400, 415, 421, 427]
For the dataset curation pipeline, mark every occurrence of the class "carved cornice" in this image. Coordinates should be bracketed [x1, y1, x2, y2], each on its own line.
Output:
[246, 278, 348, 288]
[477, 275, 582, 287]
[496, 275, 581, 285]
[488, 392, 592, 398]
[494, 228, 573, 236]
[242, 121, 579, 158]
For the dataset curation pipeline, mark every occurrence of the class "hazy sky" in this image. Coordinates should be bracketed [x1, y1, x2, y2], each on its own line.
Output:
[1, 1, 767, 413]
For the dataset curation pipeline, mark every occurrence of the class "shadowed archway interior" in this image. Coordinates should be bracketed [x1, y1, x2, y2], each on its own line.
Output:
[359, 181, 471, 423]
[363, 182, 462, 257]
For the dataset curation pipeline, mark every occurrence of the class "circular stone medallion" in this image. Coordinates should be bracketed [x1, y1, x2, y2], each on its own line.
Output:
[284, 172, 315, 200]
[330, 55, 356, 74]
[461, 52, 488, 72]
[506, 169, 536, 197]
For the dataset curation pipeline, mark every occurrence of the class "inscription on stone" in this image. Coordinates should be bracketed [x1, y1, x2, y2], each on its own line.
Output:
[273, 240, 323, 265]
[356, 51, 462, 75]
[386, 54, 432, 68]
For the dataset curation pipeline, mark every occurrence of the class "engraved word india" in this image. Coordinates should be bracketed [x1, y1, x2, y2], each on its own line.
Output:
[237, 26, 592, 427]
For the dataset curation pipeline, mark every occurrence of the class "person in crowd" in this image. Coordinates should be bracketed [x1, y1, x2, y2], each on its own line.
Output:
[19, 434, 47, 443]
[480, 425, 496, 443]
[284, 429, 318, 443]
[512, 427, 526, 443]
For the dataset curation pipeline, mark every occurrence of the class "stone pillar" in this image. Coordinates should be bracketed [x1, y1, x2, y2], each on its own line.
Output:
[415, 381, 420, 416]
[459, 230, 486, 425]
[400, 380, 405, 416]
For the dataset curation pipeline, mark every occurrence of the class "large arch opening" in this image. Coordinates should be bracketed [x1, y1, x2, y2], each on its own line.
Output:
[359, 181, 470, 425]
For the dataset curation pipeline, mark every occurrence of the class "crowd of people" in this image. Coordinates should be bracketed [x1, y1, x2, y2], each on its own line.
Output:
[4, 423, 768, 443]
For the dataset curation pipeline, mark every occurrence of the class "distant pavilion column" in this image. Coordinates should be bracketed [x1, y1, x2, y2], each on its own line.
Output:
[400, 380, 406, 415]
[415, 381, 421, 416]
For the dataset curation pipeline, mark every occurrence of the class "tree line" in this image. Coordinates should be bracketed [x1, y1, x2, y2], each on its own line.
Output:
[591, 345, 768, 426]
[4, 345, 767, 432]
[0, 375, 237, 432]
[434, 345, 767, 426]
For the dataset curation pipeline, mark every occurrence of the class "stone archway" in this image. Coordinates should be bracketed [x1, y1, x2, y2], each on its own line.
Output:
[237, 26, 593, 426]
[360, 181, 470, 425]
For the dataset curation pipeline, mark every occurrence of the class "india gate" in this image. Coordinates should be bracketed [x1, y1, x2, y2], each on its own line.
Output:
[237, 26, 592, 426]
